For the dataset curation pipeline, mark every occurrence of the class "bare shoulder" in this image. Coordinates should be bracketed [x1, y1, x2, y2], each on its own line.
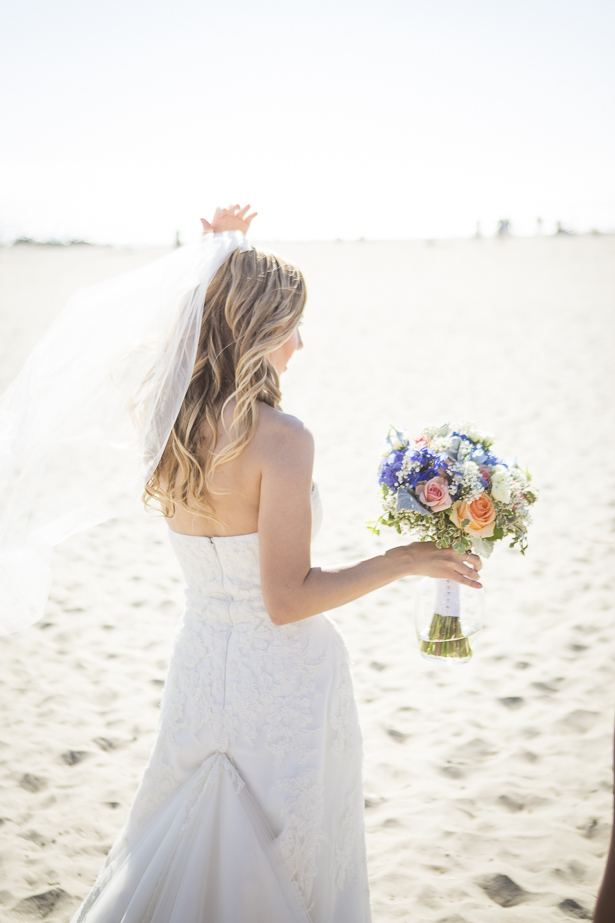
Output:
[253, 402, 314, 469]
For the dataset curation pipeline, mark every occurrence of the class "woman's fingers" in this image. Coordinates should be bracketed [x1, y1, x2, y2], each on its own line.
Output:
[456, 573, 483, 588]
[454, 556, 481, 577]
[452, 548, 482, 571]
[202, 205, 257, 235]
[405, 541, 483, 586]
[451, 560, 483, 586]
[456, 564, 481, 582]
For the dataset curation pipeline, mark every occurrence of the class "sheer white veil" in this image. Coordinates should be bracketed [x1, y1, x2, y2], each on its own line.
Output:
[0, 230, 251, 634]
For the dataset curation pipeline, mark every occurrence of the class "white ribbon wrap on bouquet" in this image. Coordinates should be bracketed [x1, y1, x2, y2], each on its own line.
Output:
[433, 578, 461, 619]
[0, 230, 251, 634]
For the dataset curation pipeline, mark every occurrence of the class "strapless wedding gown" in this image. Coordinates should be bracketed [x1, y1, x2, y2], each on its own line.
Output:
[71, 485, 372, 923]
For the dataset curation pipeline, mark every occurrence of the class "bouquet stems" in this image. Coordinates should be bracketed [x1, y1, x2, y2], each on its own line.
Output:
[419, 612, 473, 661]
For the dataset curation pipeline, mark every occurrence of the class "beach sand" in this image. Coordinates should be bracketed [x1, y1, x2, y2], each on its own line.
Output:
[0, 235, 614, 921]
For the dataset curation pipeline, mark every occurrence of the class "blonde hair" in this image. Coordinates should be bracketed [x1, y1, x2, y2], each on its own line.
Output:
[143, 247, 306, 520]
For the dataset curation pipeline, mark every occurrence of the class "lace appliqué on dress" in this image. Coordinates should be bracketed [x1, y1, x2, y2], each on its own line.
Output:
[130, 599, 327, 830]
[334, 791, 358, 890]
[264, 694, 317, 767]
[323, 618, 360, 759]
[273, 769, 328, 911]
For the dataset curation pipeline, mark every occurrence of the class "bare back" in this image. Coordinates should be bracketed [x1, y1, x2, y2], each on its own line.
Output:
[167, 400, 282, 537]
[166, 396, 319, 628]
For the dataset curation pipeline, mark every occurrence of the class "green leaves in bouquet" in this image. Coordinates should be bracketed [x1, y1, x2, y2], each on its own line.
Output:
[508, 531, 529, 555]
[366, 511, 402, 536]
[452, 537, 472, 554]
[432, 512, 472, 553]
[493, 506, 529, 554]
[367, 484, 403, 536]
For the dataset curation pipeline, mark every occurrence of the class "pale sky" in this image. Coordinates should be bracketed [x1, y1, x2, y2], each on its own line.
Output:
[1, 0, 614, 244]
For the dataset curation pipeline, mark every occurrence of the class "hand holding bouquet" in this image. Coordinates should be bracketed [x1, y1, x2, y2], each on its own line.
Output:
[370, 423, 537, 661]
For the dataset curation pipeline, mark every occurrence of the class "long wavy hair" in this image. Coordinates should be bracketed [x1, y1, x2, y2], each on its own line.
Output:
[143, 247, 306, 521]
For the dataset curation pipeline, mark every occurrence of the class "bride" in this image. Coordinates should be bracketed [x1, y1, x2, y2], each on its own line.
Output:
[1, 205, 482, 922]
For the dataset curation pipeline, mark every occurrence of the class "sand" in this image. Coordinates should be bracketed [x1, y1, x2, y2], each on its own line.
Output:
[0, 234, 614, 922]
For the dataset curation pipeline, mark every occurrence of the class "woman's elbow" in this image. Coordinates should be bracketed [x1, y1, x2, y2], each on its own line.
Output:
[266, 604, 295, 626]
[264, 593, 302, 626]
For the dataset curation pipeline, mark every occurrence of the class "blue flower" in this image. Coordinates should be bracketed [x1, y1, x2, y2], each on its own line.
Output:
[451, 431, 502, 468]
[378, 448, 406, 487]
[379, 466, 398, 488]
[397, 447, 452, 491]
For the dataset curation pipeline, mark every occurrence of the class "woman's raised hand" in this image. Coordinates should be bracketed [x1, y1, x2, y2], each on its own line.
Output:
[200, 204, 258, 235]
[403, 542, 483, 588]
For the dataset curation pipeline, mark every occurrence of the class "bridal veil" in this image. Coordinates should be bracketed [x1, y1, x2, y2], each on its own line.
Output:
[0, 230, 250, 634]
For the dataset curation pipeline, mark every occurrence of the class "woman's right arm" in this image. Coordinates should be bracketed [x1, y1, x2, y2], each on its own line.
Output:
[257, 416, 482, 626]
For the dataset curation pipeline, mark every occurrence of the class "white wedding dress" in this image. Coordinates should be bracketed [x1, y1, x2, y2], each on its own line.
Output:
[71, 485, 372, 923]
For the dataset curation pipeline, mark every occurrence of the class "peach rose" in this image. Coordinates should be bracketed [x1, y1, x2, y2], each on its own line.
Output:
[416, 476, 452, 512]
[449, 492, 496, 537]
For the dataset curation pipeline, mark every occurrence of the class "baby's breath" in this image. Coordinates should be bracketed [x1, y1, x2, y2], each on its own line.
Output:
[370, 422, 537, 556]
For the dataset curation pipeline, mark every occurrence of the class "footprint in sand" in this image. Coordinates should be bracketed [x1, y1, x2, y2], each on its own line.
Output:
[451, 738, 499, 762]
[385, 727, 409, 743]
[478, 873, 529, 907]
[60, 750, 89, 765]
[555, 710, 600, 734]
[440, 765, 465, 779]
[499, 696, 524, 709]
[9, 889, 72, 918]
[18, 773, 47, 793]
[18, 830, 48, 848]
[578, 817, 608, 839]
[551, 861, 586, 882]
[497, 794, 524, 812]
[558, 897, 592, 919]
[92, 737, 120, 751]
[531, 680, 560, 694]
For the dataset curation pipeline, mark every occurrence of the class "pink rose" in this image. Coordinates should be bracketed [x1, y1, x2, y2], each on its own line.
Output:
[478, 465, 491, 482]
[416, 476, 452, 512]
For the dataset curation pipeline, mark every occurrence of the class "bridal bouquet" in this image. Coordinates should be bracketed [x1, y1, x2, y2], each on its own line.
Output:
[369, 423, 537, 662]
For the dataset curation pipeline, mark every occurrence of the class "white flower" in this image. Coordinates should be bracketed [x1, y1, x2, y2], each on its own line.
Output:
[464, 424, 481, 442]
[388, 431, 406, 450]
[491, 465, 512, 504]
